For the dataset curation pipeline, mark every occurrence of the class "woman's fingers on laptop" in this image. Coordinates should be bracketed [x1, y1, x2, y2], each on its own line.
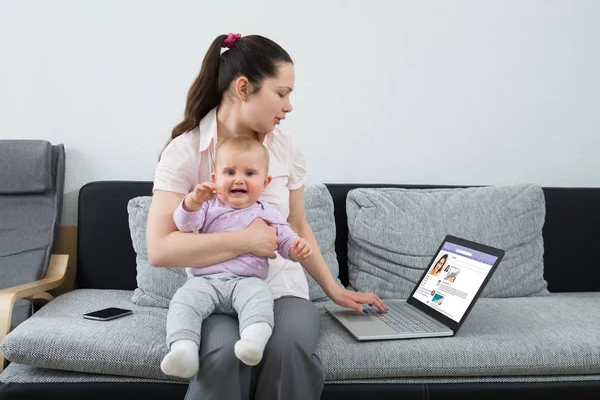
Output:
[371, 295, 387, 313]
[354, 291, 386, 313]
[335, 289, 387, 313]
[343, 295, 366, 314]
[369, 295, 387, 313]
[330, 288, 366, 313]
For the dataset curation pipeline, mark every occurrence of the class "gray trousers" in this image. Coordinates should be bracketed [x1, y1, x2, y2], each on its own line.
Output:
[185, 296, 324, 400]
[166, 274, 274, 347]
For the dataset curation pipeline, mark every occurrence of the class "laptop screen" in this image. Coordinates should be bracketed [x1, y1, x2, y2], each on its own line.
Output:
[410, 239, 499, 324]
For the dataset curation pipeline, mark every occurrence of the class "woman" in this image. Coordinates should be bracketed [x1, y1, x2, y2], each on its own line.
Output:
[146, 33, 386, 400]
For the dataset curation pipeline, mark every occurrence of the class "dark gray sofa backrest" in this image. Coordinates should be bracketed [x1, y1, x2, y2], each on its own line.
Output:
[76, 181, 600, 293]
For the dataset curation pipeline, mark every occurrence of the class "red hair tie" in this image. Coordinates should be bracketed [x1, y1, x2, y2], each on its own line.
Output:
[223, 33, 242, 48]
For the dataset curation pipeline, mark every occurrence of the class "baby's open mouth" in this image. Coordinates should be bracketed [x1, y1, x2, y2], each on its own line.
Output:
[231, 189, 247, 194]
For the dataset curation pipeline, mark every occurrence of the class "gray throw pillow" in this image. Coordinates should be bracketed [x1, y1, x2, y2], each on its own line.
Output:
[303, 183, 344, 301]
[347, 184, 549, 299]
[127, 183, 342, 306]
[128, 197, 187, 308]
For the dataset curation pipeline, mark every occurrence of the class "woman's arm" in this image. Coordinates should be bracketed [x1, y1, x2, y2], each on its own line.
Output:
[146, 190, 279, 268]
[288, 188, 387, 313]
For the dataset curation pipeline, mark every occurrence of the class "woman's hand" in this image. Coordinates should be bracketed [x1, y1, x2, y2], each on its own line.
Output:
[327, 286, 387, 314]
[245, 218, 279, 259]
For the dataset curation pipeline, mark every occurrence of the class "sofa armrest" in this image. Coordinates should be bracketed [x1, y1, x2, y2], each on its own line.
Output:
[0, 254, 69, 371]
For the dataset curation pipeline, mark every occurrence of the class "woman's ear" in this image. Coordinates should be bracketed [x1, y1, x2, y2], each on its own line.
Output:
[235, 76, 251, 102]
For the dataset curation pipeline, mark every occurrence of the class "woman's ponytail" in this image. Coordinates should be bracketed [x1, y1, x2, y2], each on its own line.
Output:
[166, 34, 227, 147]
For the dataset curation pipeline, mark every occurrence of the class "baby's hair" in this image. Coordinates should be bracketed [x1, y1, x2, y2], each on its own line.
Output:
[215, 137, 270, 169]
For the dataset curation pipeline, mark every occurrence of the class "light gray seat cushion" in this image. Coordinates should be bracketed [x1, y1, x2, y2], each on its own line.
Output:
[3, 362, 599, 386]
[128, 183, 342, 307]
[0, 363, 183, 384]
[0, 289, 184, 382]
[347, 184, 549, 299]
[3, 290, 600, 381]
[316, 292, 600, 380]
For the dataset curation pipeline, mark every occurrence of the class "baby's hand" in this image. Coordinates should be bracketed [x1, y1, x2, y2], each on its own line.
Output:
[289, 237, 312, 262]
[192, 182, 220, 203]
[184, 182, 221, 211]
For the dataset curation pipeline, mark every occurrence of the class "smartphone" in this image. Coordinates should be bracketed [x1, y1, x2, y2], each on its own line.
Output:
[83, 307, 133, 321]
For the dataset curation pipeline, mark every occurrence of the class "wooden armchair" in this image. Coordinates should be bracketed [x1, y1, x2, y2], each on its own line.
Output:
[0, 140, 67, 372]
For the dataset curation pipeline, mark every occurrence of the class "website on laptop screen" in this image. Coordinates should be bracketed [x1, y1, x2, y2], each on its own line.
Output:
[412, 242, 498, 323]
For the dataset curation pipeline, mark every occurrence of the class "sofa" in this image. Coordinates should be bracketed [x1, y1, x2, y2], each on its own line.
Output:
[1, 180, 599, 400]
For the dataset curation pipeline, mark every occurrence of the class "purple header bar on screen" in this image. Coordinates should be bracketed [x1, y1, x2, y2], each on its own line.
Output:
[442, 242, 498, 265]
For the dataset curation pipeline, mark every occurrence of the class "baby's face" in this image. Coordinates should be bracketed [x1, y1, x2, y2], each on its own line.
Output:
[213, 148, 270, 209]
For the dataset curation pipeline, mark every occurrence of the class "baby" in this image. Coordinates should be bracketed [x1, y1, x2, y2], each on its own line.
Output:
[160, 136, 312, 378]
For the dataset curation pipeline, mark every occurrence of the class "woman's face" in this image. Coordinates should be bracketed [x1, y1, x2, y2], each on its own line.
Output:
[243, 62, 294, 134]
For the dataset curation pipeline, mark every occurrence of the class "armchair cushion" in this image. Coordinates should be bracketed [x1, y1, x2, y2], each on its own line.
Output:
[0, 140, 65, 333]
[0, 140, 52, 194]
[0, 143, 64, 289]
[10, 301, 32, 331]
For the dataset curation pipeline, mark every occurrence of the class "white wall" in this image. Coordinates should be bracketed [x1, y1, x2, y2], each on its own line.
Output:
[1, 0, 599, 225]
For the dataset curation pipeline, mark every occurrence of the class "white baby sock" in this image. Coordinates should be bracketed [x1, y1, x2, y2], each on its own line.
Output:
[234, 322, 273, 366]
[160, 339, 199, 378]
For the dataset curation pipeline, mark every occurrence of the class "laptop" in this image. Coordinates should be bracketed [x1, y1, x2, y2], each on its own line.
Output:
[324, 235, 505, 340]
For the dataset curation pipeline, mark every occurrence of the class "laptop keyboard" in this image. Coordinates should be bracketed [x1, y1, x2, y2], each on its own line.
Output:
[375, 303, 442, 333]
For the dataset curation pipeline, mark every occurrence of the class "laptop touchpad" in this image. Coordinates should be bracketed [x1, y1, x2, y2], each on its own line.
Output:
[339, 312, 397, 337]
